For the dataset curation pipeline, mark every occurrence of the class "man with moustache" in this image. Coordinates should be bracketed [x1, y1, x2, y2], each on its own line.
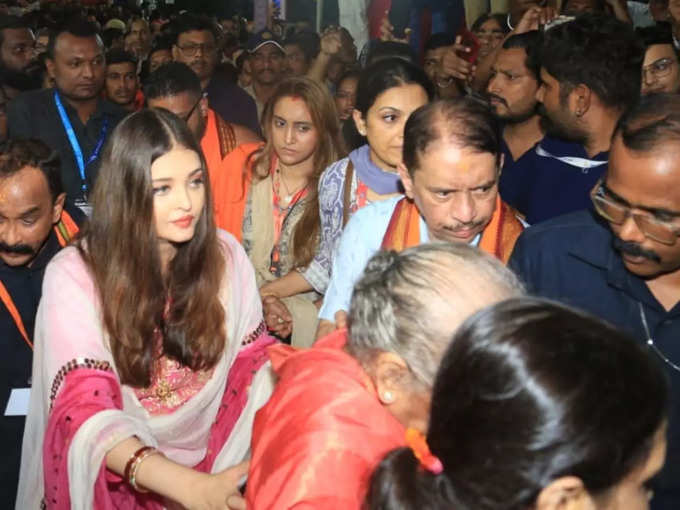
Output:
[145, 62, 260, 238]
[506, 14, 643, 224]
[0, 15, 38, 100]
[0, 139, 82, 507]
[486, 31, 544, 207]
[243, 29, 286, 122]
[172, 13, 259, 134]
[509, 93, 680, 510]
[318, 98, 524, 335]
[104, 49, 139, 112]
[125, 16, 151, 62]
[7, 20, 126, 211]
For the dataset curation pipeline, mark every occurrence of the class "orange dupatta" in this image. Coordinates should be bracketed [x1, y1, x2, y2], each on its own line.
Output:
[381, 196, 524, 263]
[201, 109, 261, 240]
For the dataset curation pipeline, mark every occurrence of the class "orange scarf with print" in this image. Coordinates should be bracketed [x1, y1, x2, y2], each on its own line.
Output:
[380, 196, 524, 264]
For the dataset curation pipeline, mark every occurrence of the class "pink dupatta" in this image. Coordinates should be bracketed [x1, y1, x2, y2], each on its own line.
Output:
[17, 231, 276, 510]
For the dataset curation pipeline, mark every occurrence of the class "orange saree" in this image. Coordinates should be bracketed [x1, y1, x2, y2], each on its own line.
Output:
[201, 109, 261, 241]
[381, 195, 524, 263]
[246, 329, 406, 509]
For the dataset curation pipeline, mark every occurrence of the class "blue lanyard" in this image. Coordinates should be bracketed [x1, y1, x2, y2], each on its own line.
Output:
[54, 90, 109, 196]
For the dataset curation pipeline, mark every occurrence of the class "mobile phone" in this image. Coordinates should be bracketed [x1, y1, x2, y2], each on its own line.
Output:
[388, 0, 412, 40]
[456, 28, 480, 65]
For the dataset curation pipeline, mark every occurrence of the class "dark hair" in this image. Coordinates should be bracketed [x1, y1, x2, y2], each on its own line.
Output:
[144, 61, 201, 102]
[614, 93, 680, 153]
[367, 297, 668, 510]
[539, 14, 644, 110]
[355, 57, 434, 118]
[471, 13, 509, 34]
[501, 30, 542, 80]
[366, 41, 417, 66]
[0, 138, 62, 201]
[0, 15, 28, 49]
[402, 98, 501, 175]
[150, 33, 174, 54]
[46, 19, 102, 60]
[172, 13, 217, 45]
[424, 33, 456, 52]
[101, 27, 124, 49]
[283, 30, 320, 63]
[636, 23, 675, 50]
[79, 109, 225, 387]
[105, 48, 136, 67]
[336, 69, 360, 92]
[562, 0, 606, 13]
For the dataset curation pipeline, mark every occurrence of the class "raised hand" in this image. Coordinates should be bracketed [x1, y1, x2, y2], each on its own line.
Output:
[320, 27, 342, 56]
[379, 10, 412, 43]
[440, 36, 476, 82]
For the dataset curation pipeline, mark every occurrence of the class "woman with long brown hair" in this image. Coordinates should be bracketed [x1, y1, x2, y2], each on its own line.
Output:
[17, 109, 275, 510]
[241, 77, 345, 347]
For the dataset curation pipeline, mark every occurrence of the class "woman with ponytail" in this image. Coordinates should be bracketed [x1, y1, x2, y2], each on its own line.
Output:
[245, 243, 523, 509]
[368, 298, 669, 510]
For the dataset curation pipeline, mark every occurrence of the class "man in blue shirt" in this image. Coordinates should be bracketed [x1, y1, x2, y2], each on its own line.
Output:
[486, 31, 544, 208]
[509, 94, 680, 509]
[503, 14, 643, 224]
[318, 99, 524, 336]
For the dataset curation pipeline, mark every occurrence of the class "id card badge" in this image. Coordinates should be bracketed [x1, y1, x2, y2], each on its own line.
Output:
[74, 197, 93, 217]
[5, 388, 30, 416]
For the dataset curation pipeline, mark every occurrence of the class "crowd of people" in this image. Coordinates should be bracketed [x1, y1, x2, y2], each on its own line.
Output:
[0, 0, 679, 509]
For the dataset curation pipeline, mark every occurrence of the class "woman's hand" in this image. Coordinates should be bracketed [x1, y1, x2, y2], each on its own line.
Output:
[262, 295, 293, 338]
[182, 461, 249, 510]
[107, 438, 249, 510]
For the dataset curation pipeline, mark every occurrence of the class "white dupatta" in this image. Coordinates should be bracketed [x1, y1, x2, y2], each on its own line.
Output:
[16, 231, 275, 509]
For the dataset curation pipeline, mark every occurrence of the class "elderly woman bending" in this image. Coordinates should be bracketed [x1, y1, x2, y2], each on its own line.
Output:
[245, 242, 523, 508]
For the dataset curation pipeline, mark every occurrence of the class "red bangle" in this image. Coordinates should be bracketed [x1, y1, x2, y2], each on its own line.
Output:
[124, 446, 154, 490]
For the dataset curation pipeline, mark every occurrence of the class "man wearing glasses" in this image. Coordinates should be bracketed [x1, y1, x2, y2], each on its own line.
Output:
[509, 93, 680, 510]
[638, 25, 680, 96]
[145, 62, 260, 239]
[172, 14, 260, 135]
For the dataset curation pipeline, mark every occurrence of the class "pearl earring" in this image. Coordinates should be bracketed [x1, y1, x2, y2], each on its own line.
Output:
[382, 391, 394, 403]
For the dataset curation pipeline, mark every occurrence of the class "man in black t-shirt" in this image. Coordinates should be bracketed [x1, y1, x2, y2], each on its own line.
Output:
[0, 139, 83, 507]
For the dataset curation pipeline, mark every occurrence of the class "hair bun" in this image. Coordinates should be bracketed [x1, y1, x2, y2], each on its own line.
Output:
[361, 250, 400, 283]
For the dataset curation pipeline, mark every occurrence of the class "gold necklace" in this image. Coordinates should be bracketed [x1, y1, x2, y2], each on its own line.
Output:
[277, 167, 306, 206]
